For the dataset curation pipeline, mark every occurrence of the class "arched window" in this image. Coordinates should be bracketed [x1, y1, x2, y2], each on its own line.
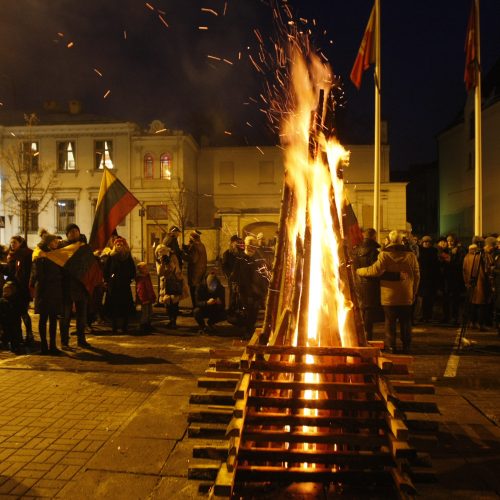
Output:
[160, 153, 172, 180]
[144, 153, 154, 178]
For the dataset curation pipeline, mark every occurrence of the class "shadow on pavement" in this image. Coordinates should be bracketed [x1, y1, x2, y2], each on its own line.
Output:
[71, 345, 172, 366]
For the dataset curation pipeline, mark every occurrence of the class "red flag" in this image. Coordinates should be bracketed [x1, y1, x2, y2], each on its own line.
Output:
[464, 1, 478, 91]
[343, 200, 363, 250]
[89, 168, 139, 250]
[350, 5, 376, 90]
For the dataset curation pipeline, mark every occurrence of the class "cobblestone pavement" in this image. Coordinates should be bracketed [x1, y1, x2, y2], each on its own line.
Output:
[0, 309, 499, 499]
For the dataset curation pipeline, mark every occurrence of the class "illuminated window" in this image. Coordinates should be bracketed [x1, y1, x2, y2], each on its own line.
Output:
[160, 153, 172, 180]
[57, 141, 76, 170]
[56, 199, 75, 232]
[20, 141, 39, 171]
[95, 140, 114, 169]
[144, 153, 154, 178]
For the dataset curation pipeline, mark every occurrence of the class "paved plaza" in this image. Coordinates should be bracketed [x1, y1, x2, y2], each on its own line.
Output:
[0, 308, 499, 499]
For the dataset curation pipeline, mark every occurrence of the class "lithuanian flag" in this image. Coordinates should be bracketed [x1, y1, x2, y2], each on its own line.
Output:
[46, 242, 102, 296]
[89, 168, 139, 250]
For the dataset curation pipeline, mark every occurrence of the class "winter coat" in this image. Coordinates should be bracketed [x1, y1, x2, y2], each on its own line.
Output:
[30, 253, 63, 315]
[59, 239, 91, 301]
[221, 248, 243, 282]
[357, 244, 420, 306]
[162, 234, 183, 269]
[417, 246, 440, 297]
[1, 246, 33, 308]
[155, 245, 187, 304]
[184, 240, 207, 287]
[135, 273, 156, 305]
[0, 295, 23, 341]
[463, 250, 493, 305]
[103, 250, 136, 316]
[195, 276, 226, 309]
[443, 245, 466, 293]
[231, 252, 269, 302]
[354, 238, 381, 308]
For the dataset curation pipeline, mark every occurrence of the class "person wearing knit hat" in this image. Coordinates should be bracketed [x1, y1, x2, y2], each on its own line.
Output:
[65, 223, 80, 236]
[193, 271, 226, 333]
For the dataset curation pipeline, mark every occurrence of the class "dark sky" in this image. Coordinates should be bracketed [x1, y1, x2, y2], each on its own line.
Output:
[1, 0, 500, 172]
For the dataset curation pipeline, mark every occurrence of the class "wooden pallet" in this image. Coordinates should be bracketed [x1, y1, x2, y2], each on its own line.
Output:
[188, 335, 439, 499]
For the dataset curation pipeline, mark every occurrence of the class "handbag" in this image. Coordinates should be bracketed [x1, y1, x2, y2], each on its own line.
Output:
[165, 277, 183, 295]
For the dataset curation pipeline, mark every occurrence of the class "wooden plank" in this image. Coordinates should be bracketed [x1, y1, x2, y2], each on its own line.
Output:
[237, 447, 394, 466]
[215, 360, 240, 371]
[245, 411, 388, 430]
[234, 373, 251, 400]
[404, 415, 439, 433]
[225, 417, 243, 438]
[189, 393, 235, 406]
[248, 379, 378, 394]
[204, 370, 242, 379]
[386, 415, 409, 441]
[188, 423, 228, 439]
[198, 378, 238, 390]
[377, 356, 393, 371]
[246, 395, 385, 411]
[188, 464, 219, 481]
[233, 399, 246, 418]
[240, 331, 260, 369]
[389, 467, 417, 494]
[388, 435, 417, 459]
[396, 400, 439, 413]
[249, 360, 379, 374]
[193, 445, 228, 460]
[235, 466, 394, 484]
[245, 345, 380, 359]
[241, 429, 387, 447]
[188, 408, 233, 424]
[213, 463, 235, 497]
[368, 340, 385, 349]
[209, 349, 245, 358]
[392, 381, 435, 395]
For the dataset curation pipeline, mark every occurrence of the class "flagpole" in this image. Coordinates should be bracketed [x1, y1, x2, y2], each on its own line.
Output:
[474, 0, 482, 236]
[373, 0, 381, 233]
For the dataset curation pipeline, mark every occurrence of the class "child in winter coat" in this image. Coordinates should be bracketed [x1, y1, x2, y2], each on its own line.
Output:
[135, 262, 156, 334]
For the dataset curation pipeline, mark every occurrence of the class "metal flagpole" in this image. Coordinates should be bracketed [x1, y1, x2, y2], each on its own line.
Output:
[474, 0, 482, 236]
[373, 0, 381, 233]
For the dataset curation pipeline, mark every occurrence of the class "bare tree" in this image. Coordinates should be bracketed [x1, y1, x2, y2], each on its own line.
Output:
[166, 178, 193, 245]
[0, 114, 58, 240]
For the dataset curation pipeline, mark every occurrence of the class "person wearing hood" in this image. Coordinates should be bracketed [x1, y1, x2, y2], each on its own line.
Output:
[357, 230, 420, 354]
[30, 233, 63, 354]
[182, 230, 207, 308]
[103, 237, 136, 333]
[194, 271, 226, 333]
[353, 228, 382, 340]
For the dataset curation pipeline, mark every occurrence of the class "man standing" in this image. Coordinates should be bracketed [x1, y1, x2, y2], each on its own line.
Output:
[162, 225, 183, 269]
[354, 228, 381, 341]
[222, 235, 243, 310]
[356, 230, 420, 354]
[60, 223, 92, 348]
[183, 230, 207, 309]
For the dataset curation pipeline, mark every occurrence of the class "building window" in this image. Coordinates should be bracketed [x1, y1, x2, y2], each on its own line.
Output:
[95, 140, 114, 169]
[147, 204, 168, 220]
[57, 141, 76, 171]
[56, 199, 75, 232]
[21, 200, 38, 233]
[160, 153, 172, 180]
[20, 141, 39, 171]
[144, 153, 154, 178]
[259, 160, 274, 184]
[219, 161, 235, 184]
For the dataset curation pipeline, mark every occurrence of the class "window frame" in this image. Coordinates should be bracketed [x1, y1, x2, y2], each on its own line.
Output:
[20, 141, 39, 172]
[160, 153, 172, 180]
[57, 140, 77, 171]
[95, 139, 114, 170]
[144, 153, 154, 179]
[21, 200, 39, 233]
[56, 199, 76, 232]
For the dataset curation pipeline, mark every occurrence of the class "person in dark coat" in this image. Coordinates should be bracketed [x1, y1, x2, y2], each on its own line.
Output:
[442, 234, 466, 325]
[30, 233, 63, 354]
[1, 235, 33, 344]
[354, 228, 382, 340]
[183, 230, 207, 308]
[0, 281, 24, 354]
[221, 235, 244, 311]
[103, 237, 136, 333]
[417, 236, 440, 322]
[231, 236, 269, 339]
[493, 237, 500, 334]
[194, 271, 226, 333]
[59, 223, 92, 348]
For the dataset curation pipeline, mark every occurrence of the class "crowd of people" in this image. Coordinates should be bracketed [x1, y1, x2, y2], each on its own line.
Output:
[2, 220, 498, 357]
[354, 229, 500, 353]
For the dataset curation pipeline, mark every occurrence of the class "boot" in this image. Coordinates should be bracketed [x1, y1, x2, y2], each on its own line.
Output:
[40, 337, 49, 355]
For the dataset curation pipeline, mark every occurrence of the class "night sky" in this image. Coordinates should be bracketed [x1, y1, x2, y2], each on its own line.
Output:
[1, 0, 500, 172]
